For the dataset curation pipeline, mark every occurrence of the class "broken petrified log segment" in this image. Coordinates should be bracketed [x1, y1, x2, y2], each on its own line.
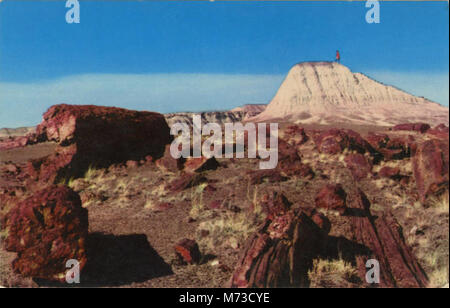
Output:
[174, 239, 201, 264]
[412, 139, 449, 203]
[349, 190, 428, 287]
[378, 166, 401, 179]
[393, 123, 430, 134]
[246, 169, 288, 185]
[283, 125, 309, 146]
[276, 140, 314, 178]
[366, 133, 414, 160]
[258, 191, 292, 220]
[183, 156, 220, 173]
[229, 210, 326, 288]
[315, 184, 347, 215]
[2, 185, 88, 281]
[27, 104, 172, 182]
[155, 144, 185, 173]
[313, 129, 375, 155]
[167, 173, 207, 192]
[344, 153, 372, 180]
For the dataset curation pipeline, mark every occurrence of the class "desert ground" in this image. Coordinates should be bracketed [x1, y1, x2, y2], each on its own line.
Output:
[0, 113, 448, 288]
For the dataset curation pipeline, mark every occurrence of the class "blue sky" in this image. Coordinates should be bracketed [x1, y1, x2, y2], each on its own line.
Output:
[0, 1, 448, 127]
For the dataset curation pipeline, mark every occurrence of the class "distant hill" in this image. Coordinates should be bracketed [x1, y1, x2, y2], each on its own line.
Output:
[249, 61, 449, 126]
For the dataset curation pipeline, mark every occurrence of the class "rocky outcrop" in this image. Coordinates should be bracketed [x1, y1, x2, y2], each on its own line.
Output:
[412, 139, 449, 203]
[0, 136, 29, 151]
[0, 126, 35, 138]
[231, 104, 266, 120]
[2, 185, 88, 281]
[27, 104, 172, 182]
[249, 62, 448, 126]
[165, 111, 245, 129]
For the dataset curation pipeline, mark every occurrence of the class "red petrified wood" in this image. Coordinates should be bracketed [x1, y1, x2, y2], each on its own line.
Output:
[349, 190, 428, 287]
[27, 104, 172, 183]
[3, 185, 88, 281]
[229, 210, 325, 288]
[174, 239, 201, 264]
[412, 139, 449, 203]
[315, 184, 348, 215]
[344, 154, 372, 180]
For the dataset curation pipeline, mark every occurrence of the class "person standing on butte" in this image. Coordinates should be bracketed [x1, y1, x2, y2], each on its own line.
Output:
[335, 50, 341, 63]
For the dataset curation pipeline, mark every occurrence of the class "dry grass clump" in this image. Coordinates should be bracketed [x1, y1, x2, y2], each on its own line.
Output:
[395, 191, 449, 288]
[428, 193, 449, 215]
[195, 184, 266, 253]
[308, 258, 362, 288]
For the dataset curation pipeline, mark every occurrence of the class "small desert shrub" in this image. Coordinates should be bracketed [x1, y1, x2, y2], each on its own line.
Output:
[84, 165, 99, 181]
[308, 258, 362, 288]
[189, 183, 208, 219]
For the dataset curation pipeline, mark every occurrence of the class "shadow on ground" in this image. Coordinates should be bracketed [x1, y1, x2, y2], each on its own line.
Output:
[35, 233, 173, 287]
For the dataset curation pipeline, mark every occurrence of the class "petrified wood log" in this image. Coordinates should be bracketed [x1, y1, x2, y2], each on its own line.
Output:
[229, 210, 326, 288]
[349, 190, 428, 287]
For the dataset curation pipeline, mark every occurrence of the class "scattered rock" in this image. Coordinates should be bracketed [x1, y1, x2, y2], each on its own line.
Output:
[167, 173, 207, 192]
[393, 123, 430, 133]
[276, 140, 314, 178]
[246, 169, 287, 185]
[183, 157, 220, 173]
[313, 129, 374, 155]
[208, 200, 223, 210]
[344, 154, 372, 180]
[378, 166, 400, 179]
[174, 239, 201, 264]
[427, 123, 449, 139]
[258, 191, 292, 220]
[155, 145, 185, 173]
[315, 184, 347, 215]
[366, 133, 414, 160]
[3, 185, 88, 281]
[284, 125, 309, 146]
